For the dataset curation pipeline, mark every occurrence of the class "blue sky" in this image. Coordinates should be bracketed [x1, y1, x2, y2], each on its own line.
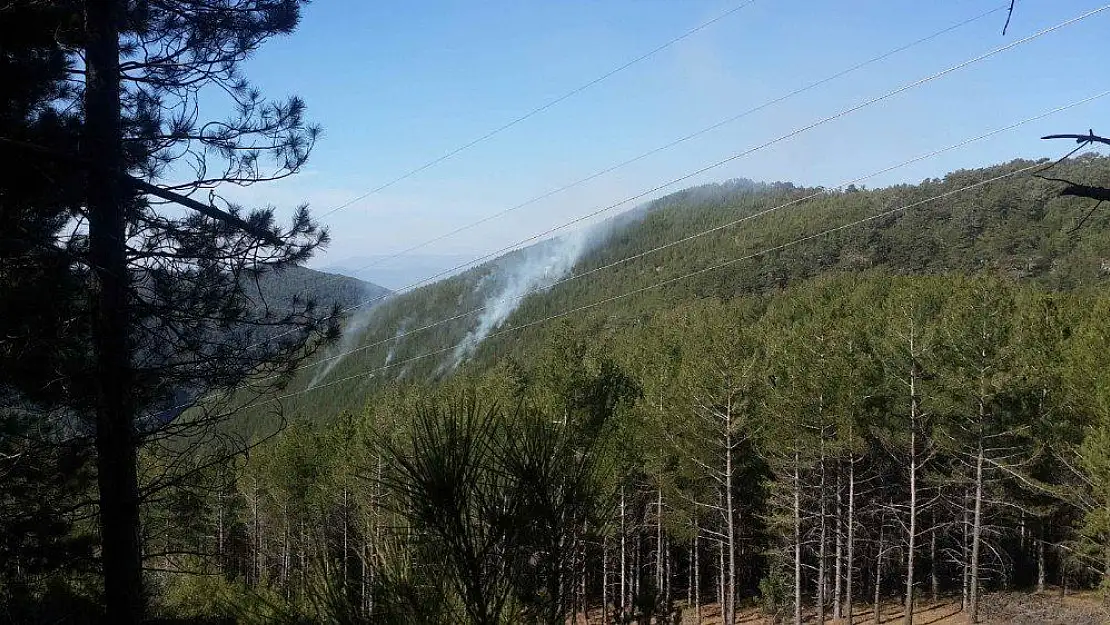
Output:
[220, 1, 1110, 269]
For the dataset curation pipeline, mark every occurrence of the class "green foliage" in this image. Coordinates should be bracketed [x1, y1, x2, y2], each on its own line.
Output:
[373, 392, 617, 625]
[758, 557, 791, 624]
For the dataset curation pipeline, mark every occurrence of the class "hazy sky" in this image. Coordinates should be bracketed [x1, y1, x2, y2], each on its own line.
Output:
[219, 1, 1110, 269]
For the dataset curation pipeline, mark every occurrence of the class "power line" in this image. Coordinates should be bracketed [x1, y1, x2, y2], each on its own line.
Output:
[285, 90, 1109, 377]
[322, 3, 1008, 290]
[315, 0, 760, 221]
[251, 160, 1049, 411]
[256, 2, 1107, 344]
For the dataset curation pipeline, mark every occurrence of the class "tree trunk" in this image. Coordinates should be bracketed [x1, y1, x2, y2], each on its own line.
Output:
[603, 537, 610, 625]
[718, 538, 725, 615]
[687, 536, 693, 607]
[1037, 528, 1046, 593]
[930, 524, 938, 603]
[86, 0, 142, 622]
[665, 536, 671, 606]
[968, 446, 985, 624]
[794, 452, 803, 625]
[362, 516, 369, 617]
[962, 493, 969, 611]
[657, 488, 665, 601]
[300, 519, 307, 600]
[580, 529, 588, 625]
[1020, 511, 1026, 553]
[282, 515, 290, 589]
[846, 454, 856, 625]
[904, 355, 920, 625]
[252, 495, 261, 586]
[835, 464, 843, 620]
[621, 486, 627, 617]
[634, 529, 642, 613]
[874, 524, 884, 625]
[217, 493, 225, 566]
[694, 523, 702, 625]
[817, 436, 827, 625]
[725, 423, 736, 625]
[342, 486, 349, 588]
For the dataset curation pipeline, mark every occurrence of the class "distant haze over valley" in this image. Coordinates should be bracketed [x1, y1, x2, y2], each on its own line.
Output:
[320, 253, 475, 291]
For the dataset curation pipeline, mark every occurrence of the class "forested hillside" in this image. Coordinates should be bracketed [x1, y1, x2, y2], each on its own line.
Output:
[133, 155, 1110, 623]
[252, 265, 389, 316]
[256, 155, 1110, 426]
[155, 271, 1110, 625]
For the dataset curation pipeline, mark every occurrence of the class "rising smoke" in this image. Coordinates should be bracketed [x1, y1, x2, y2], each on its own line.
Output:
[450, 221, 615, 368]
[306, 295, 384, 389]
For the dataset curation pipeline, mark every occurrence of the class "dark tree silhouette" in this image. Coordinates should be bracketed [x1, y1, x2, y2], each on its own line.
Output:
[2, 1, 338, 622]
[0, 5, 96, 616]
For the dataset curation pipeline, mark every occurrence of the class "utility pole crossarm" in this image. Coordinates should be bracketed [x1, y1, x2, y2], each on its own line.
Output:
[1041, 130, 1110, 148]
[0, 135, 285, 247]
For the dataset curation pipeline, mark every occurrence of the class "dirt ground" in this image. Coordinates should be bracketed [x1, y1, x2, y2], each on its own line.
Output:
[575, 590, 1110, 624]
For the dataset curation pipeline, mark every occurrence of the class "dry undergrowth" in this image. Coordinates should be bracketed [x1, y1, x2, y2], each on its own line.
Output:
[573, 591, 1110, 624]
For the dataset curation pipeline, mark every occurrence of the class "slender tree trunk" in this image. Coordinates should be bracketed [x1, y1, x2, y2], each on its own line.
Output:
[371, 453, 383, 617]
[634, 529, 642, 612]
[679, 537, 688, 608]
[558, 517, 568, 623]
[587, 534, 592, 623]
[86, 1, 142, 622]
[217, 495, 225, 565]
[252, 495, 261, 586]
[621, 486, 627, 617]
[282, 515, 290, 589]
[904, 355, 920, 625]
[657, 488, 665, 599]
[342, 486, 349, 588]
[665, 537, 671, 606]
[968, 446, 985, 624]
[718, 538, 725, 614]
[300, 519, 307, 601]
[1037, 527, 1046, 593]
[1020, 511, 1026, 552]
[725, 423, 736, 625]
[930, 523, 938, 603]
[962, 494, 969, 611]
[362, 516, 369, 617]
[603, 537, 610, 625]
[835, 464, 843, 620]
[846, 455, 856, 625]
[794, 452, 803, 625]
[874, 524, 884, 625]
[817, 436, 827, 625]
[695, 523, 702, 625]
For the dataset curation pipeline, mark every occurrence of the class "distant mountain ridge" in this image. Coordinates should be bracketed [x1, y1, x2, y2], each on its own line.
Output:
[254, 264, 390, 311]
[321, 254, 474, 291]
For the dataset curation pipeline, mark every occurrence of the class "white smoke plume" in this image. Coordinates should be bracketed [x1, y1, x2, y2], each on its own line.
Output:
[451, 222, 613, 367]
[306, 303, 378, 390]
[383, 320, 408, 367]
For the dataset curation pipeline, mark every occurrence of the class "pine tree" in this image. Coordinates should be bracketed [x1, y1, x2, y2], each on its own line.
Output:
[0, 1, 336, 621]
